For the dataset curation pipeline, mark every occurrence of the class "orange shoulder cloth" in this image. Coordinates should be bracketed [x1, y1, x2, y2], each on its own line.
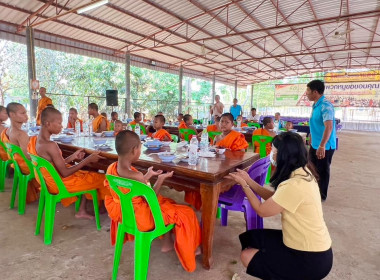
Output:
[215, 130, 248, 151]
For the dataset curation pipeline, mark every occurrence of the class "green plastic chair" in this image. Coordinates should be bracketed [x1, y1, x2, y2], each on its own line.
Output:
[110, 122, 115, 131]
[193, 119, 200, 124]
[130, 124, 147, 135]
[179, 128, 197, 142]
[170, 134, 179, 143]
[106, 174, 175, 280]
[252, 135, 274, 183]
[0, 140, 12, 192]
[208, 131, 222, 142]
[5, 143, 36, 215]
[247, 122, 261, 129]
[30, 154, 101, 245]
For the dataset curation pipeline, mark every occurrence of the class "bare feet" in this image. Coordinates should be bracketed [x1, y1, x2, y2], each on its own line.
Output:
[75, 211, 94, 220]
[195, 246, 201, 256]
[161, 233, 174, 252]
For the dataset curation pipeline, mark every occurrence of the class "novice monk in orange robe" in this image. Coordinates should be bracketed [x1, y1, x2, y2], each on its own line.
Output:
[113, 120, 124, 136]
[0, 105, 8, 135]
[179, 114, 197, 140]
[88, 103, 107, 133]
[177, 113, 184, 126]
[28, 107, 110, 219]
[252, 116, 276, 156]
[152, 115, 172, 141]
[66, 108, 83, 132]
[129, 112, 145, 134]
[36, 87, 53, 125]
[207, 116, 221, 132]
[3, 103, 40, 203]
[101, 112, 111, 130]
[214, 113, 249, 152]
[104, 130, 201, 272]
[236, 115, 248, 128]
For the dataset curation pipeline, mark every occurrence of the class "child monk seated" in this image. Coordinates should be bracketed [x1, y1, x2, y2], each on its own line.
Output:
[104, 130, 201, 272]
[236, 115, 248, 127]
[285, 121, 294, 131]
[0, 105, 8, 135]
[28, 107, 110, 219]
[207, 116, 221, 132]
[88, 103, 107, 133]
[252, 116, 276, 156]
[177, 113, 184, 125]
[66, 108, 83, 132]
[214, 113, 249, 152]
[152, 115, 172, 141]
[129, 112, 143, 126]
[113, 120, 124, 136]
[179, 114, 197, 139]
[1, 103, 40, 203]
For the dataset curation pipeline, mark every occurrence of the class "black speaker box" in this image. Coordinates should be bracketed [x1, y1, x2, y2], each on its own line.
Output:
[106, 90, 118, 106]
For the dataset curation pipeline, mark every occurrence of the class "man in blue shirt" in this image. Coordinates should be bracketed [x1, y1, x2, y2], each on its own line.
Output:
[307, 80, 336, 201]
[230, 98, 243, 120]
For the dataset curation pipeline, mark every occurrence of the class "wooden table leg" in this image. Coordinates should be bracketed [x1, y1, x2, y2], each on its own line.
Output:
[200, 182, 221, 270]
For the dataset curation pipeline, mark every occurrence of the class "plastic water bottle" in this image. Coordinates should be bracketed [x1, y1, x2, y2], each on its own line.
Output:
[237, 120, 241, 128]
[75, 119, 81, 136]
[127, 124, 132, 131]
[134, 124, 140, 135]
[83, 121, 89, 136]
[88, 119, 93, 136]
[188, 135, 198, 166]
[200, 128, 209, 152]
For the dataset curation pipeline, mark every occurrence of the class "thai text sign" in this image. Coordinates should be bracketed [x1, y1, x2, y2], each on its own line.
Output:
[325, 70, 380, 83]
[274, 84, 307, 106]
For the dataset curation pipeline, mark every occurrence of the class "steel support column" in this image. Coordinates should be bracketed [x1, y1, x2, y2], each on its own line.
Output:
[250, 84, 254, 109]
[234, 80, 238, 99]
[179, 65, 183, 113]
[26, 27, 37, 119]
[125, 53, 131, 116]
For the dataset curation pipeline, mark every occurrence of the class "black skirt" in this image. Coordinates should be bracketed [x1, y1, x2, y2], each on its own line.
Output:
[239, 229, 333, 280]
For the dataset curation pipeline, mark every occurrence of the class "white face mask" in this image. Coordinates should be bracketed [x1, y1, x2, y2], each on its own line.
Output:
[270, 150, 277, 166]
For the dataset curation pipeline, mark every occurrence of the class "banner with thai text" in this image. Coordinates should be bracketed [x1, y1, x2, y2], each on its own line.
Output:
[274, 84, 307, 106]
[296, 82, 380, 107]
[325, 70, 380, 83]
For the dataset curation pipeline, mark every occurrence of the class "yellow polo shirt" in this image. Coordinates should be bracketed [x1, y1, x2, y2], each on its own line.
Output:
[272, 167, 332, 252]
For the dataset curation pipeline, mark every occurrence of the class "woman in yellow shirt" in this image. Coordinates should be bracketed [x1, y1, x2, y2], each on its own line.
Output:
[227, 132, 332, 280]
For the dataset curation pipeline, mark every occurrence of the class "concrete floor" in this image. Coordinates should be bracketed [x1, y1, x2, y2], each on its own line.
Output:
[0, 131, 379, 280]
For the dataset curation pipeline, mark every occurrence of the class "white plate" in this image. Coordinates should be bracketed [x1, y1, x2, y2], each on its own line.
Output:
[198, 151, 216, 158]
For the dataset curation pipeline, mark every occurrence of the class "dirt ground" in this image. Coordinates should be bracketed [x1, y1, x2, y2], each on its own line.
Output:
[0, 131, 379, 280]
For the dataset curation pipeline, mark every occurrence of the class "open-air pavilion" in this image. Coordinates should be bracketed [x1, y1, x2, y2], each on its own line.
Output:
[0, 1, 379, 279]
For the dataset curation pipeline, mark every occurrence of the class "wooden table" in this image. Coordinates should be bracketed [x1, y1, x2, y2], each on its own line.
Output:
[58, 136, 259, 269]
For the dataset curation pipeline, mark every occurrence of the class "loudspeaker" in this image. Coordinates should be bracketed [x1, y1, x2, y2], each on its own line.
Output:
[106, 90, 118, 106]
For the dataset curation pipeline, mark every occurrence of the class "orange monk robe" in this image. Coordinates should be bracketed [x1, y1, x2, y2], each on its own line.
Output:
[129, 120, 137, 125]
[240, 122, 248, 128]
[252, 128, 272, 156]
[36, 97, 53, 125]
[67, 119, 83, 132]
[104, 162, 201, 272]
[215, 130, 249, 151]
[92, 115, 106, 132]
[178, 121, 186, 128]
[1, 129, 40, 203]
[28, 136, 110, 207]
[206, 124, 218, 132]
[152, 129, 172, 141]
[106, 119, 111, 130]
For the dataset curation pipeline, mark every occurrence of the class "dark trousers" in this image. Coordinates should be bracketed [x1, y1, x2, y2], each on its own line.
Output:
[309, 147, 335, 200]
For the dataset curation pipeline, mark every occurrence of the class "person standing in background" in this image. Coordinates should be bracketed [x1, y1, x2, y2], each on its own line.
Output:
[306, 80, 336, 201]
[230, 98, 243, 121]
[36, 87, 52, 125]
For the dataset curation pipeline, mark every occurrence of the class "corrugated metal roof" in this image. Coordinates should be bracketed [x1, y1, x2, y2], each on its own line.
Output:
[0, 0, 380, 85]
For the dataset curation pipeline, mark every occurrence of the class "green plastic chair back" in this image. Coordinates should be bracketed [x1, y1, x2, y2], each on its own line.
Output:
[193, 119, 200, 124]
[170, 134, 179, 143]
[130, 124, 147, 135]
[252, 135, 273, 183]
[106, 174, 175, 280]
[5, 143, 36, 215]
[179, 128, 197, 142]
[0, 139, 12, 192]
[110, 122, 115, 131]
[279, 128, 287, 131]
[208, 131, 222, 142]
[30, 154, 101, 245]
[247, 122, 261, 129]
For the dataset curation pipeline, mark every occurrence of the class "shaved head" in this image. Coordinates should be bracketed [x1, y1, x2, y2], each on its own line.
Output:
[0, 105, 6, 113]
[115, 130, 140, 155]
[6, 102, 23, 116]
[154, 114, 165, 124]
[41, 107, 61, 125]
[88, 103, 98, 111]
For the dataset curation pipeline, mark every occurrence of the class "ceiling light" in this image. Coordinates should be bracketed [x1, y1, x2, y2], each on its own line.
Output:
[77, 0, 108, 14]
